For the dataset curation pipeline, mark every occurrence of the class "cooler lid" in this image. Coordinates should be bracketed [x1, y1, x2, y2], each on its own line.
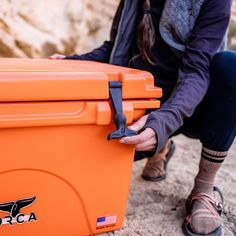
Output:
[0, 58, 162, 102]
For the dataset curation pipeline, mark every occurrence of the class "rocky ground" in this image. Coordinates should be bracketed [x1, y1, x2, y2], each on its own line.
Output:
[103, 135, 236, 236]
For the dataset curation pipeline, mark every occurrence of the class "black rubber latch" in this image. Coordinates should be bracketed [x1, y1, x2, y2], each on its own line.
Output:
[107, 81, 137, 140]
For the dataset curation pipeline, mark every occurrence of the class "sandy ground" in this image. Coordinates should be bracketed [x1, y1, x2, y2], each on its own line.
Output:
[102, 135, 236, 236]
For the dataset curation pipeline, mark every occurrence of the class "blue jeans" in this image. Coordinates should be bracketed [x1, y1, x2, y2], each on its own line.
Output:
[134, 51, 236, 160]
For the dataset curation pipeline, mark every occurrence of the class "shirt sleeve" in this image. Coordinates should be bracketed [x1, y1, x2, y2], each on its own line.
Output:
[145, 0, 232, 153]
[64, 40, 114, 62]
[65, 0, 124, 62]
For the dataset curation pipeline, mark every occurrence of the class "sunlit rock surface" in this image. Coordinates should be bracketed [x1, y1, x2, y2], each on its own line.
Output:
[0, 0, 235, 57]
[0, 0, 118, 58]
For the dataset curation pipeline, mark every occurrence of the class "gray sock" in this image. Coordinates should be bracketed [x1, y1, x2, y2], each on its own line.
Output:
[189, 147, 227, 234]
[193, 147, 227, 195]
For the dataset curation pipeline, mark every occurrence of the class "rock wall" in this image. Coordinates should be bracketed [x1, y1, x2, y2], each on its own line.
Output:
[1, 0, 236, 58]
[0, 0, 118, 58]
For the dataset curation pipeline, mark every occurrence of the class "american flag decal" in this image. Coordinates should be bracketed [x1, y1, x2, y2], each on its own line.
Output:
[96, 215, 117, 229]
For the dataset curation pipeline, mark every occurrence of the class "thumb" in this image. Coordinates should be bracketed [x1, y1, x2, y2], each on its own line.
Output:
[128, 115, 149, 132]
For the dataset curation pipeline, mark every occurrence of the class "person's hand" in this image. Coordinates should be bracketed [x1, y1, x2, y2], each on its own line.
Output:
[119, 115, 157, 151]
[49, 54, 66, 59]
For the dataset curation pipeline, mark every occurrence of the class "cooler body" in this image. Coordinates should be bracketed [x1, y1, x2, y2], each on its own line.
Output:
[0, 59, 162, 235]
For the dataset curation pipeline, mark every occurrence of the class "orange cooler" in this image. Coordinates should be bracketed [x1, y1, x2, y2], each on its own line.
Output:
[0, 58, 162, 236]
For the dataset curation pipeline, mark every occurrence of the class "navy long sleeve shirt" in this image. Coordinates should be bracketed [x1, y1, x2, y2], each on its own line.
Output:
[65, 0, 232, 153]
[144, 0, 231, 152]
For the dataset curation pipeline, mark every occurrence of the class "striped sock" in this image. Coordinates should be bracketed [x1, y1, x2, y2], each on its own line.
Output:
[192, 147, 227, 195]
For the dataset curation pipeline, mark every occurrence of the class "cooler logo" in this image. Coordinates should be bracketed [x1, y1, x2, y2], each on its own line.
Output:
[0, 196, 37, 226]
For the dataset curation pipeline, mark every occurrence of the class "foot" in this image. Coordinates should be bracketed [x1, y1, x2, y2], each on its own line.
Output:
[183, 189, 223, 235]
[141, 140, 175, 182]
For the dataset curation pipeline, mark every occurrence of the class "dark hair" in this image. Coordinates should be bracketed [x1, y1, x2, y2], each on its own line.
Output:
[137, 0, 156, 65]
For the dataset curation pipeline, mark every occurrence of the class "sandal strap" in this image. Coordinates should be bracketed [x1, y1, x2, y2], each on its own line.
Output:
[213, 186, 224, 214]
[191, 193, 220, 217]
[186, 188, 224, 224]
[190, 209, 220, 220]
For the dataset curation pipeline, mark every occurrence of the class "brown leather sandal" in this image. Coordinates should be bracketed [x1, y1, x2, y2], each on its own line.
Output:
[182, 187, 224, 236]
[141, 140, 175, 182]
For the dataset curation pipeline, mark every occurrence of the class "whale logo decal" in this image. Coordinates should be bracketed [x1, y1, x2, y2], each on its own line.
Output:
[0, 196, 37, 226]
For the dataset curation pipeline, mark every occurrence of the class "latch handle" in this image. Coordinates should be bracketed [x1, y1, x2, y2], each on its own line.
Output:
[108, 81, 137, 140]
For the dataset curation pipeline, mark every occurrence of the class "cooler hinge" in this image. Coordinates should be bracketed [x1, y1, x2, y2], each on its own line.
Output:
[107, 81, 137, 140]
